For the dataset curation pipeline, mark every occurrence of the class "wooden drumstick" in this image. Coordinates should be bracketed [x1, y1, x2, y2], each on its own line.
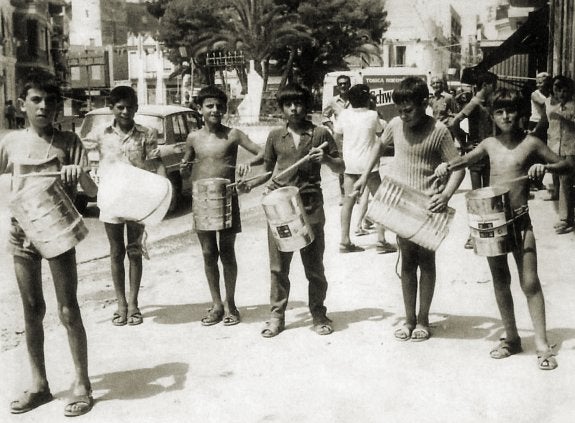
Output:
[272, 142, 329, 182]
[227, 171, 272, 188]
[17, 171, 62, 178]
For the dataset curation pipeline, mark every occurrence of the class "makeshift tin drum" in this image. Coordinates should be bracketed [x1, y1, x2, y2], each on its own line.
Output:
[9, 178, 89, 259]
[97, 161, 172, 226]
[192, 178, 233, 231]
[465, 186, 517, 256]
[262, 186, 314, 252]
[366, 176, 454, 251]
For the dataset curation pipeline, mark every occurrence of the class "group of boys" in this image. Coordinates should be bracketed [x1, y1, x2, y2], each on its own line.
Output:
[3, 70, 569, 417]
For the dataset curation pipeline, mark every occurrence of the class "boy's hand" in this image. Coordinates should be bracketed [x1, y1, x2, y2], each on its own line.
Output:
[352, 176, 366, 198]
[236, 163, 251, 178]
[428, 192, 448, 213]
[236, 180, 251, 194]
[434, 162, 449, 178]
[308, 146, 325, 163]
[60, 165, 82, 186]
[528, 163, 546, 179]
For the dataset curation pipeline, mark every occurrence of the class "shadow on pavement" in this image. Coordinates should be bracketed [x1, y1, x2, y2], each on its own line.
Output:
[86, 362, 189, 402]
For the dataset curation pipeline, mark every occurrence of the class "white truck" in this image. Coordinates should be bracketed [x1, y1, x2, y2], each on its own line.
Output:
[322, 67, 431, 122]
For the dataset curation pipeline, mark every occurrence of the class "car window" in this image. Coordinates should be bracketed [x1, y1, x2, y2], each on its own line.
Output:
[134, 115, 164, 139]
[184, 112, 199, 131]
[171, 114, 187, 144]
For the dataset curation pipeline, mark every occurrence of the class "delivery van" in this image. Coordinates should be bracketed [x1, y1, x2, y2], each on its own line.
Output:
[322, 67, 431, 122]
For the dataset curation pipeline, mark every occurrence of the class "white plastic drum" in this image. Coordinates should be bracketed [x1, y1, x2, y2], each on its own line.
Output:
[9, 178, 89, 259]
[262, 186, 314, 252]
[97, 161, 172, 226]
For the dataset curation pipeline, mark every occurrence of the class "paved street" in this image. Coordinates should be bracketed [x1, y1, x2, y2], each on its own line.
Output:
[1, 161, 575, 422]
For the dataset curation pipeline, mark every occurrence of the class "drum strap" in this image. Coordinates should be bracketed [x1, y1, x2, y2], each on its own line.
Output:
[473, 206, 529, 233]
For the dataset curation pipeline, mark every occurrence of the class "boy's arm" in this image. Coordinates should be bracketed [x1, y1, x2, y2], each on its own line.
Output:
[529, 136, 574, 177]
[179, 133, 196, 178]
[234, 129, 264, 177]
[315, 129, 343, 173]
[237, 134, 275, 193]
[60, 134, 98, 197]
[353, 125, 392, 195]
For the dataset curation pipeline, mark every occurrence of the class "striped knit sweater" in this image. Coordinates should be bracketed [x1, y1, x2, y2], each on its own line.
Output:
[381, 116, 459, 196]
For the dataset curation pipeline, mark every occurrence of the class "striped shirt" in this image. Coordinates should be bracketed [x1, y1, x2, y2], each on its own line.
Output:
[381, 116, 459, 196]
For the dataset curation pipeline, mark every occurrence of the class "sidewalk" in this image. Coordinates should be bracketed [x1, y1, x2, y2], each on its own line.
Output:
[1, 171, 575, 423]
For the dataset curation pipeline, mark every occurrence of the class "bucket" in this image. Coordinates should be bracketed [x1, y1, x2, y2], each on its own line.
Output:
[9, 178, 89, 259]
[262, 186, 315, 252]
[192, 178, 232, 231]
[366, 176, 454, 251]
[97, 162, 172, 226]
[465, 186, 517, 256]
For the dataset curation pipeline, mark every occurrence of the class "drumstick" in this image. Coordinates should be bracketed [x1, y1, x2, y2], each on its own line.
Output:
[17, 171, 61, 178]
[497, 175, 529, 185]
[272, 142, 329, 182]
[227, 171, 272, 188]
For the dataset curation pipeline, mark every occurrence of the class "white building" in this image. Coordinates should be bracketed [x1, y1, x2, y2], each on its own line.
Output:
[0, 0, 17, 120]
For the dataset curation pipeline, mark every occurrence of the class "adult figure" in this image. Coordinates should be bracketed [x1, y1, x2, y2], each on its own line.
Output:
[451, 71, 498, 249]
[322, 74, 351, 204]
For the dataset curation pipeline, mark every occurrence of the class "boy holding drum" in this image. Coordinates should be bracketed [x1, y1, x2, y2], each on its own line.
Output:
[0, 74, 97, 416]
[180, 85, 262, 326]
[354, 77, 465, 342]
[88, 86, 166, 327]
[238, 84, 344, 337]
[435, 88, 572, 370]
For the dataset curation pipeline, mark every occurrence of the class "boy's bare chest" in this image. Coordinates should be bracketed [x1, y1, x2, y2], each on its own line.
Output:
[193, 135, 236, 159]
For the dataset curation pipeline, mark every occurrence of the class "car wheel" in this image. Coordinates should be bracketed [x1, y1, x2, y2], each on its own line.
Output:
[74, 195, 89, 215]
[168, 174, 182, 213]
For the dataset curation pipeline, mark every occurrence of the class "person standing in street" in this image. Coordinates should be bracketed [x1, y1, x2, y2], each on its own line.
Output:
[240, 84, 343, 338]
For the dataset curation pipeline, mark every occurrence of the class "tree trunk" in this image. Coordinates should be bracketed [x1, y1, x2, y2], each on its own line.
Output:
[279, 47, 296, 90]
[261, 59, 269, 92]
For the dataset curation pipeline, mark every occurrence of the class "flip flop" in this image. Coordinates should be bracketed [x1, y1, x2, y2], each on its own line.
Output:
[490, 337, 522, 359]
[554, 221, 572, 234]
[127, 309, 143, 326]
[112, 310, 127, 326]
[201, 308, 224, 326]
[261, 318, 285, 338]
[313, 316, 333, 336]
[537, 346, 558, 370]
[223, 310, 241, 326]
[64, 393, 94, 417]
[354, 228, 370, 236]
[339, 242, 365, 253]
[411, 324, 431, 342]
[394, 324, 414, 341]
[10, 390, 53, 414]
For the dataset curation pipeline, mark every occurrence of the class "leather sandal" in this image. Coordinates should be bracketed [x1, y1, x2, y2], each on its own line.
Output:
[261, 318, 285, 338]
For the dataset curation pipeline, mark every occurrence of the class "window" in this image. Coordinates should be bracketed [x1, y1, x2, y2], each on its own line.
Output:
[171, 114, 187, 144]
[395, 46, 406, 66]
[71, 67, 80, 81]
[90, 65, 101, 80]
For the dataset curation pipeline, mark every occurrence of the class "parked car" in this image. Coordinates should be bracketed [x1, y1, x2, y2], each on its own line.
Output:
[75, 104, 202, 214]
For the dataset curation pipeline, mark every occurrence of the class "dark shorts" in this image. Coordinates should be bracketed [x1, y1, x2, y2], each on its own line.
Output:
[7, 217, 76, 260]
[511, 209, 533, 249]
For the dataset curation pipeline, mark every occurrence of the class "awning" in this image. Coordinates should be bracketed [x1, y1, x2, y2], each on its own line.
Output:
[461, 4, 548, 84]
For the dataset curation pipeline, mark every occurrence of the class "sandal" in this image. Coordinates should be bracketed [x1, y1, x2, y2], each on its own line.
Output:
[64, 393, 94, 417]
[313, 316, 333, 336]
[261, 318, 285, 338]
[394, 324, 414, 341]
[10, 389, 53, 414]
[537, 346, 558, 370]
[127, 308, 143, 326]
[223, 310, 241, 326]
[339, 242, 365, 253]
[411, 324, 431, 342]
[112, 310, 127, 326]
[554, 221, 572, 234]
[354, 228, 370, 236]
[490, 337, 522, 359]
[376, 241, 397, 254]
[201, 308, 224, 326]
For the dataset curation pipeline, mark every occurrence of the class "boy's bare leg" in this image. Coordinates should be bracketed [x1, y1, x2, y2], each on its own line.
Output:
[13, 256, 50, 393]
[487, 256, 520, 342]
[126, 222, 145, 314]
[513, 229, 550, 352]
[218, 231, 238, 313]
[417, 248, 436, 327]
[197, 231, 224, 313]
[366, 173, 390, 245]
[355, 190, 370, 232]
[49, 250, 91, 396]
[398, 238, 418, 328]
[340, 174, 357, 246]
[104, 223, 128, 317]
